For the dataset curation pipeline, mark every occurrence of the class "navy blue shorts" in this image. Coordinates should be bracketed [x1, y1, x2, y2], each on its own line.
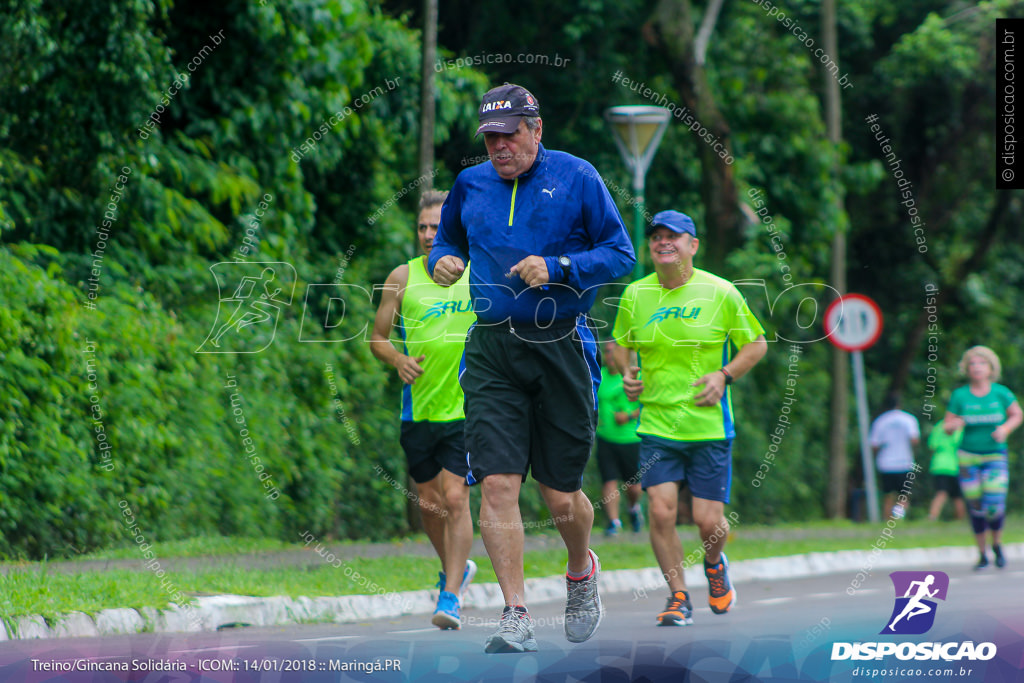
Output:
[638, 434, 732, 503]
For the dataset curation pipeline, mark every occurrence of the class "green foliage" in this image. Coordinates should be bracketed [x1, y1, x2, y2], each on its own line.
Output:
[0, 0, 482, 559]
[2, 0, 1022, 558]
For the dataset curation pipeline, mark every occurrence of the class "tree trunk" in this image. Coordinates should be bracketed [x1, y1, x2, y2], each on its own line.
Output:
[409, 0, 439, 532]
[417, 0, 438, 191]
[823, 0, 850, 520]
[646, 0, 739, 268]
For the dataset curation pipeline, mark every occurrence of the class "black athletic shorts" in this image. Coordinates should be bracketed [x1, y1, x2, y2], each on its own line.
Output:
[399, 419, 469, 484]
[933, 474, 963, 499]
[461, 316, 600, 493]
[596, 438, 640, 484]
[880, 471, 912, 494]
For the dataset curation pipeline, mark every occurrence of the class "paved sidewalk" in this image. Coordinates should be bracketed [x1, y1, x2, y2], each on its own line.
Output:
[2, 542, 1019, 642]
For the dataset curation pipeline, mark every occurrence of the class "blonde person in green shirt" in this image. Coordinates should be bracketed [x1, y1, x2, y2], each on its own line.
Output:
[596, 339, 643, 536]
[942, 345, 1022, 569]
[612, 210, 766, 626]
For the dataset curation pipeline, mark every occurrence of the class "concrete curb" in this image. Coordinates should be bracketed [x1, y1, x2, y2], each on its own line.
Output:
[4, 543, 1020, 641]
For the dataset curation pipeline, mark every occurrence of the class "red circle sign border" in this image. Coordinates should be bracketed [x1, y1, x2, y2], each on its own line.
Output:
[824, 294, 884, 352]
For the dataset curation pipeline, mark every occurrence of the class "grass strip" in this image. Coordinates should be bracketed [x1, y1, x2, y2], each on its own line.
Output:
[2, 517, 1019, 624]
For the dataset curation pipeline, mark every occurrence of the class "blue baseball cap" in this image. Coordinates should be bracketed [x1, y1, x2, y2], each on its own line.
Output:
[647, 210, 696, 237]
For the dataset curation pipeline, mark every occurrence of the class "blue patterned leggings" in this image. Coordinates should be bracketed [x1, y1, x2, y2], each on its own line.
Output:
[958, 450, 1009, 534]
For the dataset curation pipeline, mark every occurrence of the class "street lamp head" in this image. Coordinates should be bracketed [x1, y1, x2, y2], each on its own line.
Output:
[604, 106, 672, 189]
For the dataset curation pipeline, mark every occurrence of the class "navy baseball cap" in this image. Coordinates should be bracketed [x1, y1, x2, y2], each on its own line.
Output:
[476, 83, 540, 135]
[647, 210, 697, 237]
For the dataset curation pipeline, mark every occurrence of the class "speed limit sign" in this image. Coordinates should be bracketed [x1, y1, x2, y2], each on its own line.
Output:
[824, 294, 883, 352]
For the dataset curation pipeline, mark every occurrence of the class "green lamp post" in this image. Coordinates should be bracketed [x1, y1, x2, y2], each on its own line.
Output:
[604, 106, 671, 278]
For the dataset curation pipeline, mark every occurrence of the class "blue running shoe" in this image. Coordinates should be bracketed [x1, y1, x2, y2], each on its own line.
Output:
[460, 559, 478, 594]
[432, 590, 461, 629]
[629, 504, 643, 533]
[438, 560, 478, 593]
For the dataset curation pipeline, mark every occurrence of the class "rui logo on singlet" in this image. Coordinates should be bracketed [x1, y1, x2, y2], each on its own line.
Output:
[881, 571, 949, 635]
[422, 300, 473, 320]
[644, 306, 702, 328]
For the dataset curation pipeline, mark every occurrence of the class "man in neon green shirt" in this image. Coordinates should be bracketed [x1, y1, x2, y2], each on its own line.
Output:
[612, 210, 766, 626]
[371, 190, 477, 628]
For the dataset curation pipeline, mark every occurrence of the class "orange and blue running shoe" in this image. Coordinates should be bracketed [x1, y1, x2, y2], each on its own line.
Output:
[704, 553, 736, 614]
[656, 590, 693, 626]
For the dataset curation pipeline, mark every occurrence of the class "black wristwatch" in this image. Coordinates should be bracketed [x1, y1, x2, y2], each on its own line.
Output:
[558, 255, 571, 282]
[719, 367, 734, 385]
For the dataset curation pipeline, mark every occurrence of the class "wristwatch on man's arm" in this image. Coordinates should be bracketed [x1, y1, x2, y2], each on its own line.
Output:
[558, 255, 571, 283]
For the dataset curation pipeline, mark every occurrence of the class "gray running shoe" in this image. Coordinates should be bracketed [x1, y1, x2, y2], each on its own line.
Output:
[564, 550, 603, 643]
[484, 606, 537, 653]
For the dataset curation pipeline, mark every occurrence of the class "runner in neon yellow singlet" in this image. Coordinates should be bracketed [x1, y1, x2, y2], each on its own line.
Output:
[371, 190, 477, 628]
[398, 255, 473, 421]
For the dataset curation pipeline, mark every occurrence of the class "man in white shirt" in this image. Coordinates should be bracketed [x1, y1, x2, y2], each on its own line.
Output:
[869, 394, 921, 520]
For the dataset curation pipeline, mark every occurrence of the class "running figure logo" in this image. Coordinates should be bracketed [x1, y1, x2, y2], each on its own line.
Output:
[880, 571, 949, 635]
[197, 262, 296, 353]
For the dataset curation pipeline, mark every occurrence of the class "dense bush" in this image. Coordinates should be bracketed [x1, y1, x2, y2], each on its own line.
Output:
[0, 246, 417, 558]
[3, 0, 1022, 560]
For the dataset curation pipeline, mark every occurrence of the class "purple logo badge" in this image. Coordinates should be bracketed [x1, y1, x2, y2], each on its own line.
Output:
[880, 571, 949, 635]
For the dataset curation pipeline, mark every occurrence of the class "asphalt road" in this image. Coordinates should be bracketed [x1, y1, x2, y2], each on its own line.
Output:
[1, 564, 1021, 682]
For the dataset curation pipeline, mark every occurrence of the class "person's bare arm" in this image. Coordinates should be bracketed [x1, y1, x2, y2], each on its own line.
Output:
[612, 343, 644, 402]
[370, 264, 425, 384]
[943, 411, 966, 435]
[693, 335, 767, 407]
[993, 400, 1023, 443]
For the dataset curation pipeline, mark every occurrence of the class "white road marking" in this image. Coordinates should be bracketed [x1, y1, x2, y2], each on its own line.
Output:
[165, 645, 258, 655]
[755, 597, 794, 606]
[294, 636, 360, 643]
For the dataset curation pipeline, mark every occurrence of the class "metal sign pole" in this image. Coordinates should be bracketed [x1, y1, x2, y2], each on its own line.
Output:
[852, 349, 880, 523]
